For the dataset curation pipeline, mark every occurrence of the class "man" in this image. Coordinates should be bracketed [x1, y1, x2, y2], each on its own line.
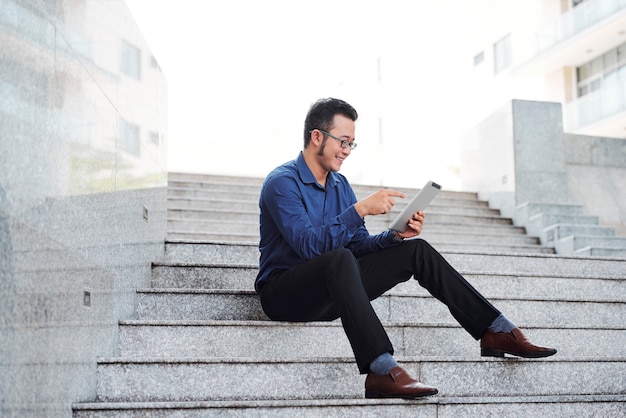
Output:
[255, 97, 556, 399]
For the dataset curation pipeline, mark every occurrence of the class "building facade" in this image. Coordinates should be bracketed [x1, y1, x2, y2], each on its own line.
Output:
[465, 0, 626, 140]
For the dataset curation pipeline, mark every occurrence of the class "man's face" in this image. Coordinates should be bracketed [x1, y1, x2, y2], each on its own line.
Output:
[316, 114, 356, 173]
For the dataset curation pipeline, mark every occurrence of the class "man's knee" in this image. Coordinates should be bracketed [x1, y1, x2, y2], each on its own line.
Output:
[406, 238, 439, 259]
[324, 248, 361, 286]
[326, 247, 357, 264]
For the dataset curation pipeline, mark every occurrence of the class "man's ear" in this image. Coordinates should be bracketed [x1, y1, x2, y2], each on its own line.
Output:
[310, 129, 322, 146]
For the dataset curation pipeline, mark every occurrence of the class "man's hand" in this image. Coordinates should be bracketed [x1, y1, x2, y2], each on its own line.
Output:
[354, 190, 406, 218]
[397, 211, 426, 239]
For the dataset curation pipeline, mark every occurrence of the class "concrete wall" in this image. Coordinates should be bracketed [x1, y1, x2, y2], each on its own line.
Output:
[0, 0, 167, 416]
[563, 133, 626, 233]
[460, 99, 626, 234]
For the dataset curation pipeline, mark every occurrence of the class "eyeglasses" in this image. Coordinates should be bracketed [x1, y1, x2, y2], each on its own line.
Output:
[312, 129, 358, 150]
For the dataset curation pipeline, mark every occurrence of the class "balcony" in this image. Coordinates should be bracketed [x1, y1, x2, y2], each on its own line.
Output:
[564, 80, 626, 135]
[537, 0, 626, 52]
[513, 0, 626, 76]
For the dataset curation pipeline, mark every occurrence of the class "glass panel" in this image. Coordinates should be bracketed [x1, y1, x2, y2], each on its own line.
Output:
[149, 131, 160, 146]
[618, 43, 626, 62]
[604, 49, 617, 68]
[577, 64, 589, 81]
[474, 51, 484, 66]
[120, 118, 140, 157]
[0, 1, 167, 416]
[590, 78, 602, 92]
[605, 69, 618, 86]
[590, 56, 603, 76]
[493, 34, 511, 74]
[120, 40, 141, 79]
[618, 64, 626, 81]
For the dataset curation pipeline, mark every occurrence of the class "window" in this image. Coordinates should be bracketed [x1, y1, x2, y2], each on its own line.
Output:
[150, 55, 160, 70]
[120, 119, 140, 157]
[120, 41, 141, 79]
[473, 51, 484, 66]
[149, 131, 160, 147]
[576, 41, 626, 97]
[493, 34, 511, 74]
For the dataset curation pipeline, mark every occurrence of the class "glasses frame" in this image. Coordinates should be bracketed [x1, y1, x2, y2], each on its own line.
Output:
[312, 129, 357, 150]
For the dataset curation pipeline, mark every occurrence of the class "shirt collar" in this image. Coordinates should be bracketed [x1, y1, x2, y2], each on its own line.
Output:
[296, 151, 339, 189]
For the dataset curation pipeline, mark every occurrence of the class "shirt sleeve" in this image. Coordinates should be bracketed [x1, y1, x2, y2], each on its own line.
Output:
[262, 175, 364, 260]
[346, 228, 400, 257]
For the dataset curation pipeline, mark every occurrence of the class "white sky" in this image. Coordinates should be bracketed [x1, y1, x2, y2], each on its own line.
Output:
[124, 0, 517, 190]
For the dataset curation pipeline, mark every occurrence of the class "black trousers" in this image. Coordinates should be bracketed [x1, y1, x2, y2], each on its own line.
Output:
[258, 239, 501, 374]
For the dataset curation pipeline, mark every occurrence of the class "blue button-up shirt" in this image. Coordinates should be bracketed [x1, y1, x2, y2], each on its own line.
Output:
[255, 152, 399, 292]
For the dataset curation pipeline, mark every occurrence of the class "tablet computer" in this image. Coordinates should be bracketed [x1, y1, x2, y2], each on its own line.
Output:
[388, 181, 442, 232]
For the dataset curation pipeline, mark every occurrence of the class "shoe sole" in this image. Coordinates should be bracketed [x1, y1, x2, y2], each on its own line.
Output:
[365, 389, 438, 399]
[481, 348, 558, 358]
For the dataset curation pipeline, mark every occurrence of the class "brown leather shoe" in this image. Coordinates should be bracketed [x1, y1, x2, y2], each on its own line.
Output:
[365, 366, 438, 399]
[481, 328, 557, 358]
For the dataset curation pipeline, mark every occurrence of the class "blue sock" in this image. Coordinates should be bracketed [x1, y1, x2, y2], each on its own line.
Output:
[488, 314, 516, 333]
[369, 352, 398, 375]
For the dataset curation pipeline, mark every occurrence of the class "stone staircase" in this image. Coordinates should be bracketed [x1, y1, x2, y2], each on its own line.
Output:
[73, 172, 626, 417]
[516, 202, 626, 258]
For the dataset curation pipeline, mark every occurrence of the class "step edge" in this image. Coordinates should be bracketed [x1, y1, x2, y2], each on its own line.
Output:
[95, 355, 626, 365]
[72, 393, 626, 410]
[119, 319, 626, 331]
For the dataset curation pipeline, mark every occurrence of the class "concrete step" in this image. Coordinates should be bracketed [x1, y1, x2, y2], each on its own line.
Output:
[166, 181, 484, 201]
[526, 213, 601, 239]
[72, 395, 626, 418]
[151, 256, 626, 303]
[167, 209, 533, 241]
[160, 242, 626, 278]
[164, 240, 260, 264]
[168, 197, 259, 213]
[117, 320, 624, 359]
[143, 267, 626, 308]
[168, 201, 502, 220]
[167, 212, 515, 234]
[168, 173, 264, 186]
[557, 235, 626, 256]
[515, 202, 585, 224]
[167, 221, 530, 239]
[514, 203, 625, 259]
[542, 223, 616, 243]
[425, 242, 553, 254]
[168, 188, 260, 203]
[93, 357, 626, 402]
[168, 229, 536, 251]
[135, 288, 625, 328]
[167, 173, 481, 201]
[165, 224, 549, 254]
[575, 246, 626, 258]
[167, 184, 482, 201]
[167, 187, 495, 210]
[529, 213, 600, 227]
[167, 197, 498, 220]
[166, 215, 516, 234]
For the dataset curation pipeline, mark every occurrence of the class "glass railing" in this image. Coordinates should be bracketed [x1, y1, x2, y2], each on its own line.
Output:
[535, 0, 626, 53]
[565, 80, 626, 130]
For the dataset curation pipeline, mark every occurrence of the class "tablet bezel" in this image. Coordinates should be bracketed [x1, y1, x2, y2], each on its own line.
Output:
[388, 181, 441, 232]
